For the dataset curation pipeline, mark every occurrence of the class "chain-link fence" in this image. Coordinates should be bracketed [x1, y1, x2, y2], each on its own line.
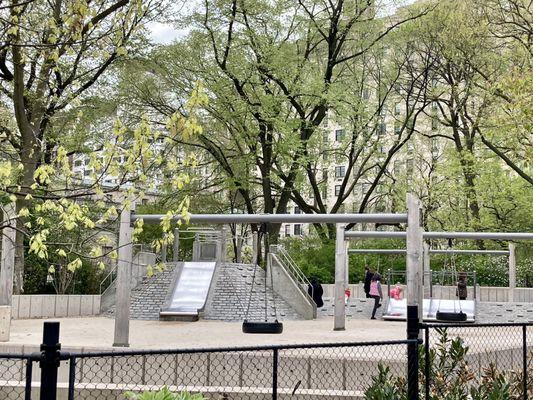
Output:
[422, 322, 532, 399]
[67, 340, 414, 399]
[1, 321, 531, 400]
[0, 354, 32, 400]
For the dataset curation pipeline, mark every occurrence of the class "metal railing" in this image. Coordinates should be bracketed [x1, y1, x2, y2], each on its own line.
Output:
[98, 265, 117, 295]
[270, 245, 314, 300]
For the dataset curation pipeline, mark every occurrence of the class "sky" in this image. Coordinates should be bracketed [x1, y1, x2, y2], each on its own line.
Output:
[147, 0, 418, 44]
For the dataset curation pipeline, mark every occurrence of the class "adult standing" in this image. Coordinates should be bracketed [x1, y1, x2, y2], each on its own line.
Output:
[364, 267, 373, 298]
[308, 278, 324, 308]
[369, 273, 383, 320]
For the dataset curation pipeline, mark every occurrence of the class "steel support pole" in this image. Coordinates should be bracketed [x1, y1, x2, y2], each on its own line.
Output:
[113, 203, 134, 347]
[334, 224, 346, 331]
[509, 243, 516, 302]
[172, 228, 180, 262]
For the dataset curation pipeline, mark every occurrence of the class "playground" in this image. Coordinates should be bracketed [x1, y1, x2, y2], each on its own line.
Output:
[1, 194, 532, 400]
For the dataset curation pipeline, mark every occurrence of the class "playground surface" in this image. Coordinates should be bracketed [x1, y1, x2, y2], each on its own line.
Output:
[4, 316, 406, 350]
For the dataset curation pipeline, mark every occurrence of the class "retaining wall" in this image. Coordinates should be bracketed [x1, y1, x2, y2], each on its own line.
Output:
[321, 284, 533, 302]
[10, 295, 101, 320]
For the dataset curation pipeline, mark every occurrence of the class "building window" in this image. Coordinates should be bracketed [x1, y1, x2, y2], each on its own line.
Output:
[335, 185, 341, 196]
[334, 166, 346, 178]
[323, 131, 329, 143]
[74, 160, 82, 167]
[378, 123, 386, 137]
[294, 224, 302, 236]
[394, 122, 402, 135]
[285, 225, 290, 237]
[394, 103, 401, 115]
[393, 160, 402, 175]
[431, 118, 438, 131]
[335, 129, 345, 141]
[83, 169, 91, 176]
[294, 206, 301, 214]
[363, 88, 370, 100]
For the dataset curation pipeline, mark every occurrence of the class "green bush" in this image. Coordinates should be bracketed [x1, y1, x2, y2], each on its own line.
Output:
[124, 387, 204, 400]
[283, 235, 533, 288]
[365, 328, 526, 400]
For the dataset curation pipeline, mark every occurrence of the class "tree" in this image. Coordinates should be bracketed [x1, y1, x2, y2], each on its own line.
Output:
[116, 0, 432, 244]
[0, 0, 206, 292]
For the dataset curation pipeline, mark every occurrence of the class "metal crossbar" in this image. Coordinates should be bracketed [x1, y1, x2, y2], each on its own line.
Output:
[131, 213, 408, 224]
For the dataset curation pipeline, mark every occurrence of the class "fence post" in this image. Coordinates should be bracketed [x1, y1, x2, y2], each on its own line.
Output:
[424, 325, 430, 400]
[407, 305, 419, 400]
[523, 325, 527, 400]
[39, 322, 61, 400]
[272, 348, 279, 400]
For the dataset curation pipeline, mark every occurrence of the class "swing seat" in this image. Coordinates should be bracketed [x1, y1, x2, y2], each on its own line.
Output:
[242, 320, 283, 334]
[436, 311, 467, 322]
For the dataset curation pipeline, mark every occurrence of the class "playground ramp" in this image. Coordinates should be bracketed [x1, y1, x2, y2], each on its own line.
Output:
[384, 298, 476, 322]
[160, 261, 217, 321]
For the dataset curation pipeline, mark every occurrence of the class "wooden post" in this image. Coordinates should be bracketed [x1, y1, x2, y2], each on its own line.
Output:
[217, 227, 227, 263]
[406, 194, 423, 324]
[161, 234, 167, 263]
[423, 242, 431, 299]
[236, 236, 243, 264]
[0, 203, 16, 342]
[113, 202, 134, 347]
[252, 231, 258, 265]
[172, 228, 180, 262]
[0, 203, 16, 306]
[508, 243, 516, 302]
[334, 224, 346, 331]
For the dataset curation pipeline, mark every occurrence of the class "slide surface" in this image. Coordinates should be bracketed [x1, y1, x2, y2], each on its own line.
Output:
[160, 261, 217, 317]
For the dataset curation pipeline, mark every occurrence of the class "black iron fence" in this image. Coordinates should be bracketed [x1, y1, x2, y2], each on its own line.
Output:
[0, 320, 531, 400]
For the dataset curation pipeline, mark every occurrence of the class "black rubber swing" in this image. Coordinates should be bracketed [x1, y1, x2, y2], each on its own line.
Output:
[241, 223, 283, 334]
[435, 239, 467, 323]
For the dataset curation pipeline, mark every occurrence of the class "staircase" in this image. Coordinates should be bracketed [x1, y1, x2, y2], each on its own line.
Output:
[106, 263, 178, 320]
[203, 263, 302, 321]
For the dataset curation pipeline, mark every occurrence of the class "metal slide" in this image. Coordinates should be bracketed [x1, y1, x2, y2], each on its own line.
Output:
[160, 261, 217, 321]
[383, 298, 475, 322]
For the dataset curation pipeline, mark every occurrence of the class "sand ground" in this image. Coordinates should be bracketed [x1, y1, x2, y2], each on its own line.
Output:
[2, 316, 407, 350]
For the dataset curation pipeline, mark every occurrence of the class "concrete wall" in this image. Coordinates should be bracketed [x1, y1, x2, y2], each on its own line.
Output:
[131, 251, 156, 287]
[268, 255, 316, 319]
[10, 295, 101, 320]
[321, 284, 533, 303]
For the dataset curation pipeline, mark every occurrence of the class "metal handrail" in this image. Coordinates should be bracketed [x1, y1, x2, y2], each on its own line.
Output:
[99, 265, 117, 294]
[270, 245, 314, 303]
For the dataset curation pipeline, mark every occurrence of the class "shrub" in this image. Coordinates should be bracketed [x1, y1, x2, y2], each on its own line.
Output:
[124, 387, 205, 400]
[365, 328, 528, 400]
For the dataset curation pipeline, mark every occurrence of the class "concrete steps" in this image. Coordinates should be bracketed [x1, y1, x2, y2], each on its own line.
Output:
[203, 263, 303, 321]
[106, 263, 178, 320]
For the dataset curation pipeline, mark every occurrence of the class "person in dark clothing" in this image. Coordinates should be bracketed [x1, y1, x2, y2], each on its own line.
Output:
[308, 278, 324, 308]
[457, 272, 468, 300]
[364, 267, 373, 298]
